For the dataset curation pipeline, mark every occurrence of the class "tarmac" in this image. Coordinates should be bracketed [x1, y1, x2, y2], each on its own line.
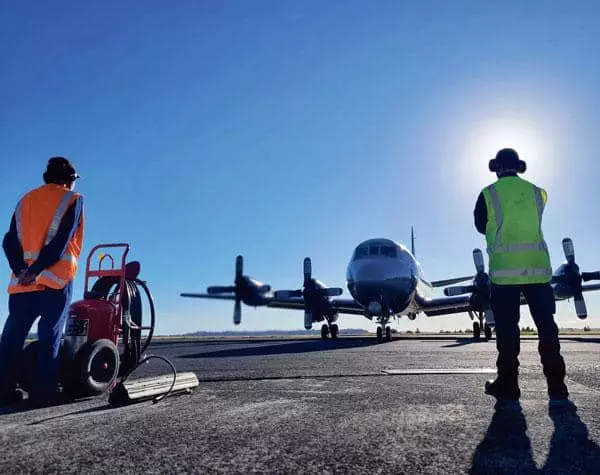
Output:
[1, 334, 600, 474]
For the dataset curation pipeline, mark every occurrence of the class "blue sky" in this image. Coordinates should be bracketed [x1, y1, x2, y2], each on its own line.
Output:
[2, 1, 600, 334]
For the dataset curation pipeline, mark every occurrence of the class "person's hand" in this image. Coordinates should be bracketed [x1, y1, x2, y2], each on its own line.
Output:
[17, 270, 36, 285]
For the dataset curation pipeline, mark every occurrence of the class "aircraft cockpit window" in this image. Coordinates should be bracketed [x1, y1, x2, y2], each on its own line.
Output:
[380, 246, 397, 258]
[369, 245, 379, 255]
[354, 247, 368, 260]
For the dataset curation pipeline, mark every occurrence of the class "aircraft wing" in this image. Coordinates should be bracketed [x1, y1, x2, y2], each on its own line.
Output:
[416, 294, 473, 317]
[267, 297, 366, 315]
[429, 276, 473, 288]
[180, 293, 238, 301]
[418, 282, 600, 318]
[181, 292, 367, 316]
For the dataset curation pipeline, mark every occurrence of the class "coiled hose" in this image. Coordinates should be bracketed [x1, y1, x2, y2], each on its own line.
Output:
[89, 275, 177, 403]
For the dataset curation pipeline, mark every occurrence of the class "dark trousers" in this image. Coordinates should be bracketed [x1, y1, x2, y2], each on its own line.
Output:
[0, 284, 72, 398]
[491, 282, 566, 386]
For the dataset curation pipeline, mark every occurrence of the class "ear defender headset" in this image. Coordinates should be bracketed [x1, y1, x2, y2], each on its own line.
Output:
[488, 148, 527, 174]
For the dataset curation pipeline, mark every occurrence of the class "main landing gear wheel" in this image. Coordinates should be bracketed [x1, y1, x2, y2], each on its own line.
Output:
[330, 324, 339, 340]
[321, 324, 330, 340]
[385, 326, 392, 342]
[484, 323, 493, 341]
[473, 321, 481, 341]
[376, 326, 383, 343]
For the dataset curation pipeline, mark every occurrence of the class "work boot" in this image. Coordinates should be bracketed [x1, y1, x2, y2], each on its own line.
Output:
[547, 379, 575, 411]
[0, 389, 25, 407]
[484, 378, 520, 401]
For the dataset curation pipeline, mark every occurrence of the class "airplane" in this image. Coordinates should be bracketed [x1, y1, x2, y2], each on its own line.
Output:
[181, 230, 600, 343]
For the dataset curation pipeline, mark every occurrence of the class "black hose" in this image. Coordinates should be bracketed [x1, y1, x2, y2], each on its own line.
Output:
[118, 354, 178, 404]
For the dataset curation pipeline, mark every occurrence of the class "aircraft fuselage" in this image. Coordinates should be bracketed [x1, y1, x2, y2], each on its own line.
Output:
[346, 238, 430, 319]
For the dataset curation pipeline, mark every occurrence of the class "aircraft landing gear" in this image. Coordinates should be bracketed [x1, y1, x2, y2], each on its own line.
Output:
[376, 326, 383, 343]
[321, 322, 339, 340]
[469, 311, 493, 342]
[385, 326, 392, 342]
[484, 322, 492, 341]
[473, 320, 481, 341]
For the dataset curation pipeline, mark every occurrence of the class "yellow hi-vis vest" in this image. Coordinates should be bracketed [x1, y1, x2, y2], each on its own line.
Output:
[7, 184, 84, 294]
[482, 176, 552, 285]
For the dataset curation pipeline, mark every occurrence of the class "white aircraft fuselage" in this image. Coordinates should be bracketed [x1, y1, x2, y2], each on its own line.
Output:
[346, 238, 431, 319]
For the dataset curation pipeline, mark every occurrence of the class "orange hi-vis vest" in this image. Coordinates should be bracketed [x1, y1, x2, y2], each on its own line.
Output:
[8, 184, 84, 294]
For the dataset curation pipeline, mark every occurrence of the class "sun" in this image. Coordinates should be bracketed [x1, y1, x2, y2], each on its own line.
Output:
[460, 115, 556, 190]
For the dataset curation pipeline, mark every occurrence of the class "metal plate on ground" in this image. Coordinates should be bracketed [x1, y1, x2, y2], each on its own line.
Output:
[382, 368, 496, 375]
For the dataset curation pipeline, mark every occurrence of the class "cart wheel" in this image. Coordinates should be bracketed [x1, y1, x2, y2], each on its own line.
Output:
[75, 339, 119, 396]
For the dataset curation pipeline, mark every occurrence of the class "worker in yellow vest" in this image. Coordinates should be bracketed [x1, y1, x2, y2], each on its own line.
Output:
[0, 157, 84, 407]
[474, 148, 570, 408]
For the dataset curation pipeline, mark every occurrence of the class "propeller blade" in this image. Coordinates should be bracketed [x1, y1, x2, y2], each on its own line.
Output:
[562, 238, 575, 264]
[444, 285, 475, 296]
[304, 311, 313, 330]
[235, 255, 244, 279]
[274, 290, 303, 299]
[473, 249, 484, 274]
[207, 286, 235, 294]
[319, 287, 343, 297]
[582, 271, 600, 282]
[303, 257, 312, 283]
[233, 298, 242, 325]
[574, 293, 587, 319]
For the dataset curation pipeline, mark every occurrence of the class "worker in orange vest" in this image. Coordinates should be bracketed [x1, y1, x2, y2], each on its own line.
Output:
[0, 157, 84, 407]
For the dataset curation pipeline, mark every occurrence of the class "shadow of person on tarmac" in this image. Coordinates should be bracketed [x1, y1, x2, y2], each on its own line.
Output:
[540, 405, 600, 473]
[470, 403, 538, 475]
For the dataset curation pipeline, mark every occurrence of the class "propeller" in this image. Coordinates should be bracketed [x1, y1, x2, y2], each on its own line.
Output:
[556, 238, 600, 319]
[274, 257, 343, 330]
[206, 255, 270, 325]
[443, 249, 485, 297]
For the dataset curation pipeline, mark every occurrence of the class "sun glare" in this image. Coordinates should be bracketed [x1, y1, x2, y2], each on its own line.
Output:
[460, 115, 558, 190]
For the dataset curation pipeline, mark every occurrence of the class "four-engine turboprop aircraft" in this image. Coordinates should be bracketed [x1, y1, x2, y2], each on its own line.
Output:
[181, 232, 600, 343]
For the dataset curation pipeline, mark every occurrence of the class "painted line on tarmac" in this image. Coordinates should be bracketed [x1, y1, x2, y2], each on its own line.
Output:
[381, 368, 496, 375]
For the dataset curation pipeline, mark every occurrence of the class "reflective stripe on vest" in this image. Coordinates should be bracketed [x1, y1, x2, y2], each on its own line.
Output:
[22, 251, 76, 264]
[45, 191, 75, 245]
[491, 268, 553, 279]
[487, 242, 548, 254]
[38, 270, 67, 287]
[486, 184, 545, 254]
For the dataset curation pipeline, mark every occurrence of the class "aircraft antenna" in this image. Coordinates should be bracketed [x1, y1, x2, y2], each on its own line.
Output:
[411, 226, 416, 257]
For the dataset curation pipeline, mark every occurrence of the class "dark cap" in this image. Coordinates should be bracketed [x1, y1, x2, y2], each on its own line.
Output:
[43, 157, 80, 184]
[488, 148, 527, 174]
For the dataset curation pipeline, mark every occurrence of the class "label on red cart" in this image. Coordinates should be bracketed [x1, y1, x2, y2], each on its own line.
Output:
[65, 319, 89, 336]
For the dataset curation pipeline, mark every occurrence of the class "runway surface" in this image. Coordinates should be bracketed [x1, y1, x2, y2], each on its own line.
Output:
[2, 334, 600, 474]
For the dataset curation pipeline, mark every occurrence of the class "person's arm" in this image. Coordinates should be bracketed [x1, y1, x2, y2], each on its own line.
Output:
[474, 192, 487, 235]
[28, 196, 84, 276]
[2, 213, 27, 275]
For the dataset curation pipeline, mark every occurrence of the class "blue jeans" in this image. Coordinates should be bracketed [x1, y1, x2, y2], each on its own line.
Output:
[0, 284, 72, 398]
